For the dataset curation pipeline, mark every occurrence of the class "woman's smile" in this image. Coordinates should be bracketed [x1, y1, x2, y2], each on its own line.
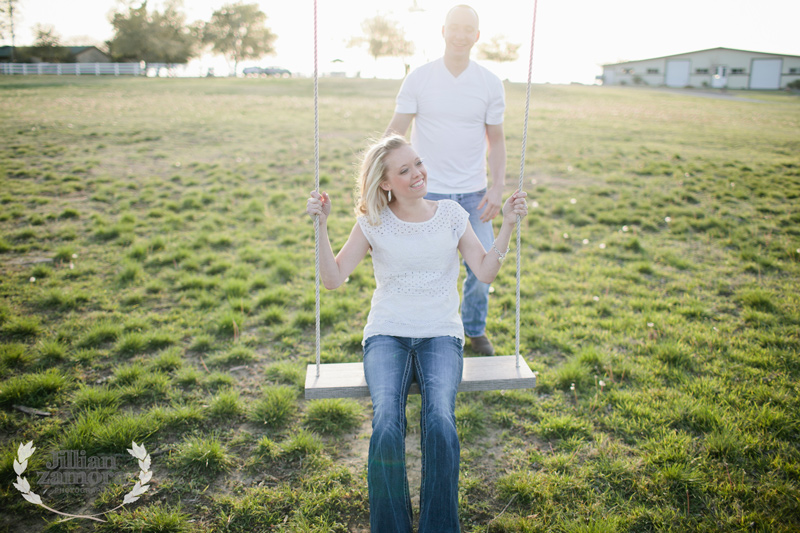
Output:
[383, 144, 428, 199]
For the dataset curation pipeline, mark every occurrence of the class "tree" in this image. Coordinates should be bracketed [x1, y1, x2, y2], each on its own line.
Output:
[32, 23, 60, 48]
[201, 2, 276, 76]
[31, 24, 69, 63]
[108, 0, 199, 64]
[476, 35, 520, 63]
[348, 15, 414, 76]
[0, 0, 19, 61]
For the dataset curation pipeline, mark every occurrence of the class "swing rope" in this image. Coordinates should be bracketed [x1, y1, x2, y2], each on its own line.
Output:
[313, 0, 538, 376]
[516, 0, 538, 367]
[313, 0, 321, 377]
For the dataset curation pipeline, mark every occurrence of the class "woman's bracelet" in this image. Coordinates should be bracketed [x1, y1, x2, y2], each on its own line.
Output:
[492, 242, 509, 263]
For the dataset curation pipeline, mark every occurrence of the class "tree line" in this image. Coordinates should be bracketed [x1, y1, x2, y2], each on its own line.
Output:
[0, 0, 276, 73]
[2, 0, 520, 75]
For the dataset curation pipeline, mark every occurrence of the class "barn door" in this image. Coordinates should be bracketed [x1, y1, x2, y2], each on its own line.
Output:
[665, 60, 691, 87]
[750, 59, 782, 90]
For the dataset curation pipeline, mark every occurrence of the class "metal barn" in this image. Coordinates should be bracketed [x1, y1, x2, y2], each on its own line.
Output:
[601, 47, 800, 90]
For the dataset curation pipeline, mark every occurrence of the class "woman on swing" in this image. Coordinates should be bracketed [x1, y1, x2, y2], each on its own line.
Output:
[306, 135, 527, 532]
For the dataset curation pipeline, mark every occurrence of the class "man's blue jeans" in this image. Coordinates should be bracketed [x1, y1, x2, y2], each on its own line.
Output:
[363, 335, 463, 533]
[425, 190, 494, 337]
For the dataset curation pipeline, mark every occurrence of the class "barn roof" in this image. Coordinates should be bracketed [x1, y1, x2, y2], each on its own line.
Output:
[603, 47, 800, 67]
[0, 45, 110, 60]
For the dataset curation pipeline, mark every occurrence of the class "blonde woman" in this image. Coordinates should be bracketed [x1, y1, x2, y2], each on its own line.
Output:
[306, 135, 527, 533]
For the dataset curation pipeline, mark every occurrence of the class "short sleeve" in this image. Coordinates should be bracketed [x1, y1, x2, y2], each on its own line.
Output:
[356, 216, 376, 249]
[395, 71, 419, 114]
[450, 201, 470, 238]
[485, 74, 505, 125]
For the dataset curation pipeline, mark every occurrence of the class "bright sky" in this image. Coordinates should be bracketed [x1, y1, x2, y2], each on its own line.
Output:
[7, 0, 800, 83]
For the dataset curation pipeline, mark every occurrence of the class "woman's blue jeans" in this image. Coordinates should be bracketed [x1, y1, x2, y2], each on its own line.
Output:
[363, 335, 463, 533]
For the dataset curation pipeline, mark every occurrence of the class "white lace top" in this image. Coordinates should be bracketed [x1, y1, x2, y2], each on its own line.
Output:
[358, 200, 470, 344]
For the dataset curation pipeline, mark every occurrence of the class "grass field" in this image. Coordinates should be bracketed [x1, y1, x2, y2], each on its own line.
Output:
[0, 75, 798, 532]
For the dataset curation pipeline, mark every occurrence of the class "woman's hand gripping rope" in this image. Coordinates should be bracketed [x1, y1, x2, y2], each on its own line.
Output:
[307, 190, 331, 223]
[501, 190, 529, 226]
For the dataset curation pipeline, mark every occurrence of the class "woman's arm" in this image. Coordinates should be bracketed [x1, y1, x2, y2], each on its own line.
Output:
[458, 191, 528, 284]
[307, 191, 370, 290]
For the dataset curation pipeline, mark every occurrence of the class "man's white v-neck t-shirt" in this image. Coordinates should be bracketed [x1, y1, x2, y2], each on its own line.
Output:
[395, 58, 505, 194]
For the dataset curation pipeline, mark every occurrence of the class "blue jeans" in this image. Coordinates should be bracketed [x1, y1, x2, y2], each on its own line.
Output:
[363, 335, 463, 533]
[425, 190, 494, 337]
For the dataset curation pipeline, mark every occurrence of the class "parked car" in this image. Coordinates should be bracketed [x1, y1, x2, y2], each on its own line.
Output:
[242, 66, 291, 77]
[262, 67, 291, 77]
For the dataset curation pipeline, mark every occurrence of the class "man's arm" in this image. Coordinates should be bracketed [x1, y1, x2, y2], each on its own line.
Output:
[478, 122, 507, 222]
[384, 112, 415, 138]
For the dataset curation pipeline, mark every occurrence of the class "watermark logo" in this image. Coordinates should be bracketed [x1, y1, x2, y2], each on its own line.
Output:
[40, 450, 120, 490]
[12, 440, 154, 522]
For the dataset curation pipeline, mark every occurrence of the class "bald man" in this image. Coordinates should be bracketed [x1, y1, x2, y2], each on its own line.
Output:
[385, 4, 506, 357]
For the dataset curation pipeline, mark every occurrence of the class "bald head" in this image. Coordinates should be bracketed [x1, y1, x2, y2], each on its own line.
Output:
[442, 4, 480, 63]
[445, 5, 480, 30]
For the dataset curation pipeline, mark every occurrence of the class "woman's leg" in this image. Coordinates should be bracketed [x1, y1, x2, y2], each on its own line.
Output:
[414, 336, 463, 533]
[364, 335, 414, 533]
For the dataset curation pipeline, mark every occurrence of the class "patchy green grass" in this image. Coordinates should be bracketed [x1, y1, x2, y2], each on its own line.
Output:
[0, 368, 70, 408]
[97, 503, 193, 533]
[0, 76, 798, 532]
[303, 398, 363, 435]
[170, 435, 234, 481]
[206, 388, 243, 419]
[248, 385, 298, 428]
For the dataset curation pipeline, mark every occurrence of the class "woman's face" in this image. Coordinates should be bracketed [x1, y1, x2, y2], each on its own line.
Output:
[382, 144, 427, 200]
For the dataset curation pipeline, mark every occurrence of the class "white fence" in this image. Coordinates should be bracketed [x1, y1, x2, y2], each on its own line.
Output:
[0, 62, 142, 76]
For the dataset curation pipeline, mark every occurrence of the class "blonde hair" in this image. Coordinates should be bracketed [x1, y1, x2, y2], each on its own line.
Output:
[354, 135, 409, 225]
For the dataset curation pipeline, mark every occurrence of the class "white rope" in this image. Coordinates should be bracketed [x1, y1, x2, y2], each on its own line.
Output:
[313, 0, 321, 377]
[516, 0, 538, 368]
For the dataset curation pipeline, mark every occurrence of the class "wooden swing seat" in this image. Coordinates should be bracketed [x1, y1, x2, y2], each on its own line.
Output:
[305, 354, 536, 399]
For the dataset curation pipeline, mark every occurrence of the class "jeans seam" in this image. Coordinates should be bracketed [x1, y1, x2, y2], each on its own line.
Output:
[413, 350, 428, 524]
[400, 347, 414, 526]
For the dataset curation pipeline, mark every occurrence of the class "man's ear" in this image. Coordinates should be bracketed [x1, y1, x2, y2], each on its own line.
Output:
[475, 29, 480, 42]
